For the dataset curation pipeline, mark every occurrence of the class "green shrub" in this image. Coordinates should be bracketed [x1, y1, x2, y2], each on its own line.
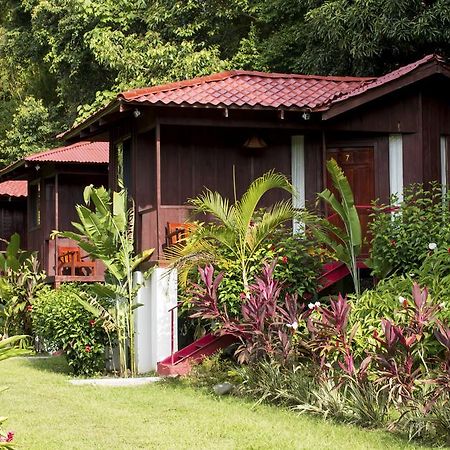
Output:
[368, 182, 450, 278]
[32, 284, 110, 376]
[181, 227, 327, 319]
[351, 250, 450, 357]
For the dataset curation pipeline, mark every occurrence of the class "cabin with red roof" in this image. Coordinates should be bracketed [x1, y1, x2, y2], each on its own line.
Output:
[61, 54, 450, 260]
[0, 180, 27, 250]
[0, 142, 109, 285]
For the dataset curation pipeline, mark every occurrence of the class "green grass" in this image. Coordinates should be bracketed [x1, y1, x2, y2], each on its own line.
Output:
[0, 357, 439, 449]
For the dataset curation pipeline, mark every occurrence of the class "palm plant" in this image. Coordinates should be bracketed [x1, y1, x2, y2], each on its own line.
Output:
[168, 171, 314, 293]
[53, 186, 153, 376]
[314, 159, 362, 296]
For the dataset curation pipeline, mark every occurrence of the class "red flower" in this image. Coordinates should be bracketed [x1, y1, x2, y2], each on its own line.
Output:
[89, 319, 96, 327]
[447, 248, 450, 253]
[6, 432, 14, 443]
[26, 305, 33, 312]
[85, 345, 92, 353]
[281, 256, 288, 264]
[390, 240, 396, 247]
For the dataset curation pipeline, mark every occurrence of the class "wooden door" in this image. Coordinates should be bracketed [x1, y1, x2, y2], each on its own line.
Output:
[326, 147, 375, 253]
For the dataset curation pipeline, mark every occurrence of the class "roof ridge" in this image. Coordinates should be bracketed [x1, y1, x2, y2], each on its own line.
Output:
[325, 53, 448, 108]
[119, 70, 374, 101]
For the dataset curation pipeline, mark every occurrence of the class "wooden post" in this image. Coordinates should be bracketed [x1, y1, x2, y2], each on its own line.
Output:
[54, 174, 59, 278]
[155, 120, 162, 260]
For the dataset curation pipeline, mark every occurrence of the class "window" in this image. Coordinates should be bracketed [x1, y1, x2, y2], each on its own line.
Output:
[29, 182, 41, 227]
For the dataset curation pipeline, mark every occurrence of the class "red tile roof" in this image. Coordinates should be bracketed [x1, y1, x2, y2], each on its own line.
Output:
[25, 141, 109, 164]
[328, 54, 445, 107]
[120, 70, 373, 110]
[0, 180, 27, 197]
[61, 54, 450, 141]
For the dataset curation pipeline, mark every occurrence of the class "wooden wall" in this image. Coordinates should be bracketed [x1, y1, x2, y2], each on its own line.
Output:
[26, 168, 108, 275]
[159, 125, 291, 206]
[0, 197, 26, 250]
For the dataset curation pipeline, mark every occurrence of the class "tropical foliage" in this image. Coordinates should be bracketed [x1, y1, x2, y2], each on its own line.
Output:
[0, 233, 46, 337]
[189, 262, 450, 445]
[169, 171, 324, 329]
[314, 158, 362, 296]
[53, 185, 153, 377]
[32, 284, 110, 376]
[368, 182, 450, 278]
[169, 171, 314, 293]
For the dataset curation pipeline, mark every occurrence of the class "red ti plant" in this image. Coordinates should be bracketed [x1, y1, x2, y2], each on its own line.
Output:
[307, 294, 367, 378]
[372, 283, 438, 405]
[373, 319, 421, 404]
[429, 321, 450, 401]
[190, 262, 310, 364]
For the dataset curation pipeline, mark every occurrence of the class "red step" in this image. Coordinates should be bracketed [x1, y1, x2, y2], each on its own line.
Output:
[157, 260, 367, 376]
[157, 333, 238, 376]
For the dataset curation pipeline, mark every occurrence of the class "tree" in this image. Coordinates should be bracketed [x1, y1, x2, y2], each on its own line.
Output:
[299, 0, 450, 76]
[0, 97, 57, 166]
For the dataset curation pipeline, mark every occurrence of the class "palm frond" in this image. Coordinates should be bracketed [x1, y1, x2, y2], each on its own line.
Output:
[189, 190, 234, 228]
[237, 171, 293, 233]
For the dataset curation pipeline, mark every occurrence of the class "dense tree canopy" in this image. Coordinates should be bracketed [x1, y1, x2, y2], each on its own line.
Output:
[0, 0, 449, 166]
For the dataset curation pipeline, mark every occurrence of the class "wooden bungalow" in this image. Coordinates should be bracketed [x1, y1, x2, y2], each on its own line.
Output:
[0, 180, 27, 250]
[0, 142, 109, 284]
[60, 54, 450, 261]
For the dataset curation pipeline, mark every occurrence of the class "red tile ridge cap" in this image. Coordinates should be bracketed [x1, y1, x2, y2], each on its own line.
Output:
[119, 70, 374, 101]
[327, 54, 448, 107]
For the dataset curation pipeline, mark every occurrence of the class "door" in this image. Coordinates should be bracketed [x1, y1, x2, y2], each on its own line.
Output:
[326, 147, 375, 254]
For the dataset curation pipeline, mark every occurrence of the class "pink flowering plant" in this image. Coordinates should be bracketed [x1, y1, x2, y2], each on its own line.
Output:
[0, 418, 14, 449]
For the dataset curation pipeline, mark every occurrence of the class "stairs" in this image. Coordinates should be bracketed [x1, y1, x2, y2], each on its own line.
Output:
[317, 260, 367, 291]
[157, 260, 367, 376]
[157, 333, 238, 376]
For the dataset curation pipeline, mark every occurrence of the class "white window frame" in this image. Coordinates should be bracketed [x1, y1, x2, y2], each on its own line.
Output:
[291, 135, 305, 234]
[389, 134, 403, 203]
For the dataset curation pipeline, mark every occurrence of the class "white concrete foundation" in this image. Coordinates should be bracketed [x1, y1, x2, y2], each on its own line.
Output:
[133, 268, 178, 373]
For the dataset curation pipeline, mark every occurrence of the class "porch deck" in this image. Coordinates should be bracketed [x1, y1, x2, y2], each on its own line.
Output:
[48, 274, 105, 288]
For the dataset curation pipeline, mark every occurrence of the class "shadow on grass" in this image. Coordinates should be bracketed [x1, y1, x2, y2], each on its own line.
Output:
[160, 376, 438, 450]
[23, 355, 72, 375]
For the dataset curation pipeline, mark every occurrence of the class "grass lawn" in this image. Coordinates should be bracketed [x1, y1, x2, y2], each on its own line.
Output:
[0, 357, 440, 450]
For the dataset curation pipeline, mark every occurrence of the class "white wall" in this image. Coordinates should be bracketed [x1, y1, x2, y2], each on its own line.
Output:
[134, 268, 178, 373]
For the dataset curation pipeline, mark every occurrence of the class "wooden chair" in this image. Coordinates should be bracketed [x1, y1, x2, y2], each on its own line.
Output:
[165, 222, 194, 248]
[57, 246, 96, 276]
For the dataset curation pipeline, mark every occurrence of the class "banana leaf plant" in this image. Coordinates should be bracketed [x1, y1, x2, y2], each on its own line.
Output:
[52, 186, 154, 377]
[314, 159, 362, 297]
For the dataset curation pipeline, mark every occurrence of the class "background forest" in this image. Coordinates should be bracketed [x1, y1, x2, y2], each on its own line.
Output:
[0, 0, 450, 167]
